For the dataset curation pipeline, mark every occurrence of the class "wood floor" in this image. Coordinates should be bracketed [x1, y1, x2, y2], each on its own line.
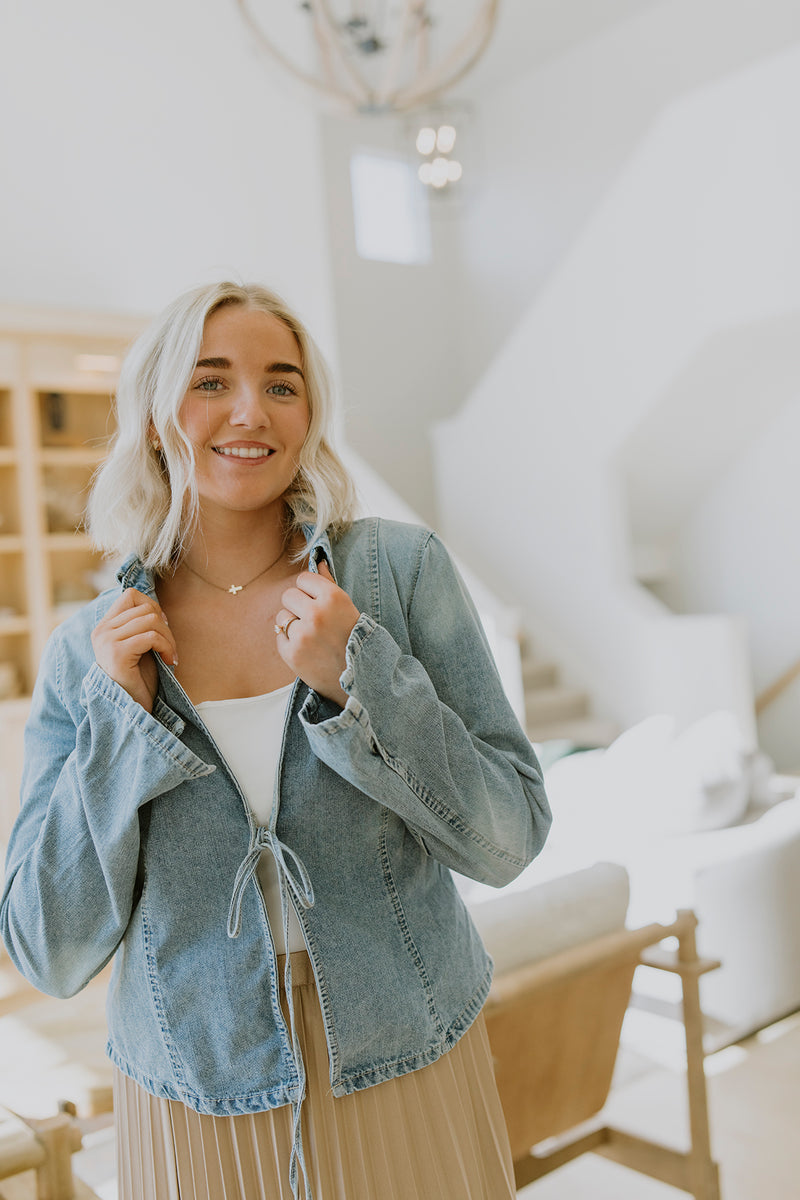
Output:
[1, 952, 798, 1198]
[519, 1009, 800, 1199]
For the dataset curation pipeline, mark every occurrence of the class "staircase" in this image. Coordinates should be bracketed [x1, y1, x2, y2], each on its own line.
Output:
[521, 644, 619, 748]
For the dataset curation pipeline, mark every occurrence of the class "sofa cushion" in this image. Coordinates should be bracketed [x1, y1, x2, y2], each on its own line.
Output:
[465, 861, 630, 974]
[542, 711, 758, 843]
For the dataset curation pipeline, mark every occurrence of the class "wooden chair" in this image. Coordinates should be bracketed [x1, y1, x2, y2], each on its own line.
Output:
[0, 1105, 85, 1200]
[485, 908, 722, 1198]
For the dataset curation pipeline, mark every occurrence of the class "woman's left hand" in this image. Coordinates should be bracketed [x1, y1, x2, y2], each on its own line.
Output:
[275, 560, 360, 706]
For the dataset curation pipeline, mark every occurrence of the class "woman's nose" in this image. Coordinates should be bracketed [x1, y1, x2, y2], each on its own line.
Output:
[230, 384, 269, 428]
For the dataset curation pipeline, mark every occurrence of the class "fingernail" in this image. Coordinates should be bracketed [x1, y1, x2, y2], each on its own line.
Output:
[173, 657, 179, 667]
[162, 613, 169, 625]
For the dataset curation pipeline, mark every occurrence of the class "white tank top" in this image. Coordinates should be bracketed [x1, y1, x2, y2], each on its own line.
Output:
[197, 684, 306, 954]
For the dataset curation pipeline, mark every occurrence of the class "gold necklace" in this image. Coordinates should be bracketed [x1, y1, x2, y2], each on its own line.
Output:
[181, 545, 286, 596]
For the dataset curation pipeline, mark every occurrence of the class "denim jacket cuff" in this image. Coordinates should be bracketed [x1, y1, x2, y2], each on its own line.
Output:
[79, 662, 215, 780]
[297, 614, 378, 732]
[299, 691, 346, 726]
[338, 613, 379, 694]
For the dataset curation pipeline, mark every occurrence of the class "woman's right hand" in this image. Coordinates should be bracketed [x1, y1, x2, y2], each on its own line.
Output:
[91, 589, 178, 713]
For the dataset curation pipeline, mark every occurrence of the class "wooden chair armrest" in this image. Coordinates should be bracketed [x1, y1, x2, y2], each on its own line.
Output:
[0, 1107, 82, 1198]
[639, 945, 721, 976]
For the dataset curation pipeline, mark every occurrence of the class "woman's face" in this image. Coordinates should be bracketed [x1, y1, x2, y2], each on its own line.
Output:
[179, 304, 310, 522]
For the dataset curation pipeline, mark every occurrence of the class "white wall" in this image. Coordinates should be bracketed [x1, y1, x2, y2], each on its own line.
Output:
[617, 315, 800, 550]
[665, 398, 800, 767]
[1, 0, 336, 354]
[454, 0, 800, 385]
[319, 112, 463, 524]
[435, 24, 800, 757]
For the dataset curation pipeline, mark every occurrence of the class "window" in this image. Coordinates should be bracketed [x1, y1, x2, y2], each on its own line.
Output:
[350, 150, 431, 265]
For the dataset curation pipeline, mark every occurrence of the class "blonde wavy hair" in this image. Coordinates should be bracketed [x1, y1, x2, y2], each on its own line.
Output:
[87, 281, 356, 572]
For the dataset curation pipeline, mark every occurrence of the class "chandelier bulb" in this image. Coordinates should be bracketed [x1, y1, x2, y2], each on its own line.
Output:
[416, 127, 437, 156]
[436, 125, 457, 153]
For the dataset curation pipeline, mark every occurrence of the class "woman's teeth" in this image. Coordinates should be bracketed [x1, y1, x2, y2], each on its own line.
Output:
[214, 446, 272, 458]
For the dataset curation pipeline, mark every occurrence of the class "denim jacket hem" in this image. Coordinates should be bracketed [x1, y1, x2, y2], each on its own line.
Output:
[330, 962, 492, 1097]
[106, 1042, 302, 1115]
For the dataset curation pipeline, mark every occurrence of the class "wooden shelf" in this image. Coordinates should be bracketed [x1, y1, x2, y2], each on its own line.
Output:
[45, 533, 94, 552]
[0, 308, 139, 699]
[0, 616, 30, 636]
[39, 446, 108, 466]
[30, 374, 119, 394]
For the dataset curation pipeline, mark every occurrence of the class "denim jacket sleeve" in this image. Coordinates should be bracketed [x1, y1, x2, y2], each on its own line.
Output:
[0, 626, 214, 999]
[298, 530, 551, 887]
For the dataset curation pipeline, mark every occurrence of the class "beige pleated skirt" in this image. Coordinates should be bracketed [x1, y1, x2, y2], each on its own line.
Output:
[114, 953, 515, 1200]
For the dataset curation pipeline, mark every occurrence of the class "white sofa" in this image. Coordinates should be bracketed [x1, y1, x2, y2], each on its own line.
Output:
[490, 713, 800, 1046]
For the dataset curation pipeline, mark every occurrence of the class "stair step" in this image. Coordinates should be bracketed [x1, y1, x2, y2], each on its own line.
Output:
[521, 659, 558, 690]
[524, 684, 589, 725]
[527, 716, 620, 749]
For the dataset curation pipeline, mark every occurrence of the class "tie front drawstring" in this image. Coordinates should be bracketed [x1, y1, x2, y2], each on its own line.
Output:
[227, 826, 314, 940]
[226, 825, 316, 1199]
[271, 835, 315, 915]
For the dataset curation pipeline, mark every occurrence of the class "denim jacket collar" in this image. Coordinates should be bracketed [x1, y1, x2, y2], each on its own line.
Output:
[116, 524, 336, 596]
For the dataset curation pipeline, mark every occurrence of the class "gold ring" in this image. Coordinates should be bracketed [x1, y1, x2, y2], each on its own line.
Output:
[275, 616, 299, 636]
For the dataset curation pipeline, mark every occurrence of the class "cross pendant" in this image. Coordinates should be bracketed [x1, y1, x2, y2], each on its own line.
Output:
[228, 584, 243, 595]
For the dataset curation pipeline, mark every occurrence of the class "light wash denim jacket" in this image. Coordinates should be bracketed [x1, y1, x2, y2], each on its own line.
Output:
[2, 518, 550, 1134]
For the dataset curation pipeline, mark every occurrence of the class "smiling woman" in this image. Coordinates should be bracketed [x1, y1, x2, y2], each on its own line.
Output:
[86, 282, 354, 574]
[178, 305, 311, 526]
[0, 280, 550, 1200]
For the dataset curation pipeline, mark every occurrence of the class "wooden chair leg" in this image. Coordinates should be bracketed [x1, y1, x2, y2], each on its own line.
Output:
[676, 912, 722, 1200]
[25, 1113, 82, 1200]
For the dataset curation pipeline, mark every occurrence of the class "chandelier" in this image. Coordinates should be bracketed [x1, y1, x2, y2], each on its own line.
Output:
[235, 1, 500, 115]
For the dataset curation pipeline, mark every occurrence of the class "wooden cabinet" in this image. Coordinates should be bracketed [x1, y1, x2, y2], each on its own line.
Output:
[0, 307, 145, 702]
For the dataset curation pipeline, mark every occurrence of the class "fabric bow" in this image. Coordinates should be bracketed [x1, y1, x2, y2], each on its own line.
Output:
[227, 826, 314, 940]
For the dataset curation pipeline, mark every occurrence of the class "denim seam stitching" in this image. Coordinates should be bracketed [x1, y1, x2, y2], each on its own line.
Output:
[378, 807, 445, 1038]
[54, 630, 65, 709]
[407, 528, 434, 615]
[140, 899, 188, 1091]
[369, 517, 380, 623]
[304, 939, 342, 1085]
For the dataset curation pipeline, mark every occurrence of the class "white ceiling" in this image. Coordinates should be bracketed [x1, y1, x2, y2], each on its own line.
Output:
[463, 0, 661, 95]
[238, 1, 661, 106]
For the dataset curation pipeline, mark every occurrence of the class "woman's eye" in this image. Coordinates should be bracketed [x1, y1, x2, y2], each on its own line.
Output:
[268, 382, 296, 397]
[195, 377, 225, 392]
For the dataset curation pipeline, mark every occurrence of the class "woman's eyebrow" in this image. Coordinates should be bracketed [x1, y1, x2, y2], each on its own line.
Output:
[194, 356, 304, 379]
[195, 356, 231, 369]
[267, 361, 305, 379]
